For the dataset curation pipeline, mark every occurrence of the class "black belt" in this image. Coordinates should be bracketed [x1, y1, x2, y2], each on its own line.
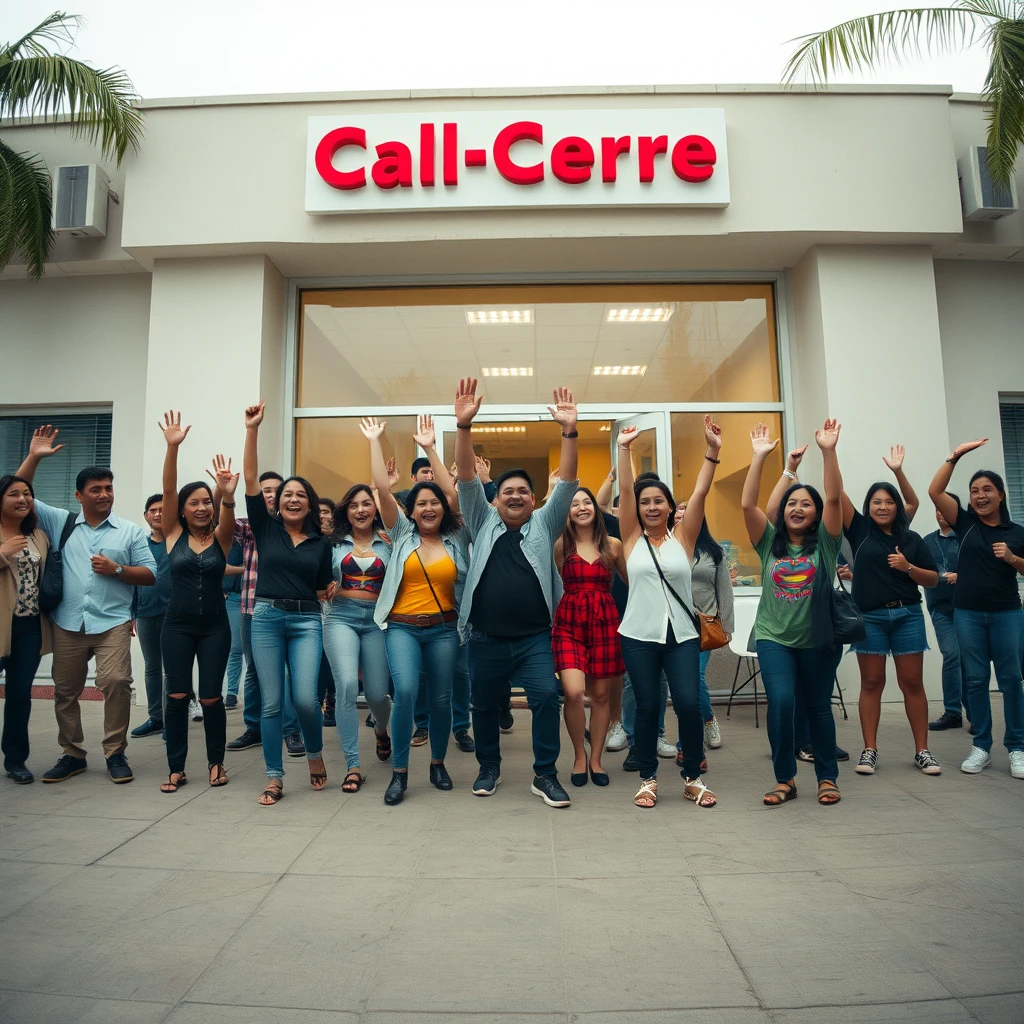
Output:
[883, 600, 911, 609]
[255, 597, 321, 613]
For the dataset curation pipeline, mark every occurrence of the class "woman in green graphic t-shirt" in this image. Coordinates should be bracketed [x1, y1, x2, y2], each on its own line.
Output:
[741, 420, 844, 807]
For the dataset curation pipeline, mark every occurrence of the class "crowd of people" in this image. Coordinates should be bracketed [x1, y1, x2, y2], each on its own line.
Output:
[2, 379, 1023, 808]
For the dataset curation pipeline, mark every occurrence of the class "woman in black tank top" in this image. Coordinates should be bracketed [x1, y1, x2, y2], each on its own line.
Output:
[157, 411, 240, 792]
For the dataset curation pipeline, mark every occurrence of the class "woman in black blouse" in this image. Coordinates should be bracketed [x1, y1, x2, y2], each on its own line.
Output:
[842, 446, 939, 777]
[929, 439, 1024, 780]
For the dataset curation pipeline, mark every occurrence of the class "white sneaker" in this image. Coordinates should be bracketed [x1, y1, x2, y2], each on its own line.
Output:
[605, 721, 628, 752]
[657, 737, 676, 759]
[704, 716, 723, 749]
[960, 746, 992, 774]
[190, 698, 203, 722]
[1009, 750, 1024, 779]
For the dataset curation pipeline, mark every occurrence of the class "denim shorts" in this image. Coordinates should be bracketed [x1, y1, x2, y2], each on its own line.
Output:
[852, 603, 930, 656]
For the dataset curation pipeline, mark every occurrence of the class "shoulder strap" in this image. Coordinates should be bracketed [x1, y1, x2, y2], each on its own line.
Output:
[643, 535, 700, 632]
[58, 511, 78, 551]
[413, 548, 450, 621]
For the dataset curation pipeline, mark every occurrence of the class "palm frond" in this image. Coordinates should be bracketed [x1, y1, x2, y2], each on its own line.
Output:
[1, 12, 80, 63]
[0, 141, 53, 279]
[783, 7, 996, 84]
[0, 54, 144, 162]
[982, 18, 1024, 185]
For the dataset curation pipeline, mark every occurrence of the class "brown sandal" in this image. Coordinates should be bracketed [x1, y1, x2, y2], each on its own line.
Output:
[160, 772, 187, 794]
[309, 758, 328, 791]
[258, 784, 283, 806]
[375, 729, 392, 761]
[764, 780, 797, 806]
[209, 764, 229, 787]
[817, 780, 841, 805]
[342, 770, 363, 793]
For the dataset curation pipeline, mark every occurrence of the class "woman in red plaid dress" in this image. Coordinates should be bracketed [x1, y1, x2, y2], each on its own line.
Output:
[553, 487, 627, 788]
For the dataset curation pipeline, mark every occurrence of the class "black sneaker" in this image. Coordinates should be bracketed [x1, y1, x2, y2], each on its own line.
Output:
[130, 718, 163, 738]
[42, 755, 88, 783]
[531, 774, 571, 808]
[837, 746, 850, 762]
[454, 729, 475, 753]
[285, 733, 306, 758]
[410, 727, 429, 747]
[106, 752, 134, 784]
[365, 712, 375, 728]
[622, 745, 640, 772]
[224, 694, 239, 710]
[6, 764, 34, 784]
[227, 728, 261, 751]
[929, 711, 963, 731]
[498, 705, 514, 734]
[472, 764, 501, 796]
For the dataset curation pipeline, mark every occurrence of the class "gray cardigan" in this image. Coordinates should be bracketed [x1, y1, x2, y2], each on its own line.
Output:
[690, 551, 735, 633]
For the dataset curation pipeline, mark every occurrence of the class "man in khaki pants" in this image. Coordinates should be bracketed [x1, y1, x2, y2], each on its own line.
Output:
[18, 427, 156, 783]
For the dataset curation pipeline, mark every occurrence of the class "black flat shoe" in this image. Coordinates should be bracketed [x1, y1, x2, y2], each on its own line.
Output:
[590, 769, 610, 787]
[429, 762, 453, 790]
[570, 771, 589, 787]
[384, 771, 408, 805]
[6, 765, 34, 784]
[622, 746, 640, 772]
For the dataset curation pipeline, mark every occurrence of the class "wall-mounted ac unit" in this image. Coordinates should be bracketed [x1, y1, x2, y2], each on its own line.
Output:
[51, 164, 109, 236]
[958, 146, 1019, 222]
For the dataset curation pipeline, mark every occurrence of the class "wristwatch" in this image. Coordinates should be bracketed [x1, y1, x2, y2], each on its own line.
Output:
[115, 564, 124, 576]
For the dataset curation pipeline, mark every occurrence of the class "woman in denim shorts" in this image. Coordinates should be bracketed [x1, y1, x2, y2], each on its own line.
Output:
[842, 448, 940, 777]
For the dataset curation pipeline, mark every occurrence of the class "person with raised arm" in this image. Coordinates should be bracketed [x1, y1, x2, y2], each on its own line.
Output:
[839, 445, 940, 777]
[742, 421, 843, 807]
[928, 439, 1024, 779]
[616, 417, 721, 810]
[361, 416, 469, 806]
[242, 401, 333, 806]
[155, 413, 238, 792]
[454, 378, 579, 808]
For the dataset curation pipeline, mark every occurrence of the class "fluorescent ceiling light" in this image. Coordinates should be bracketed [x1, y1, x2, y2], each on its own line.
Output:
[480, 367, 534, 377]
[471, 426, 527, 434]
[605, 307, 672, 323]
[592, 365, 648, 376]
[466, 309, 534, 325]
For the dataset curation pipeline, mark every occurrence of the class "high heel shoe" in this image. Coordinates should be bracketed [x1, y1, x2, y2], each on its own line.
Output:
[384, 771, 407, 805]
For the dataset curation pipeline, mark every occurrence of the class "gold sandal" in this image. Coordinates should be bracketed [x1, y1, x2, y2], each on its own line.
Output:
[634, 778, 657, 808]
[684, 776, 717, 808]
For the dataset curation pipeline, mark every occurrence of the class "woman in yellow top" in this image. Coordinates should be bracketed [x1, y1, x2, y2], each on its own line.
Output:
[361, 417, 470, 806]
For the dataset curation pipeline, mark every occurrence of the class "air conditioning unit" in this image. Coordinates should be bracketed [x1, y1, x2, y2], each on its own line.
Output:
[958, 146, 1018, 221]
[51, 164, 110, 236]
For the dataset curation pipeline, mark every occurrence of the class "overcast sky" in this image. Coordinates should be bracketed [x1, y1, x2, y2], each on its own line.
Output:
[9, 0, 992, 99]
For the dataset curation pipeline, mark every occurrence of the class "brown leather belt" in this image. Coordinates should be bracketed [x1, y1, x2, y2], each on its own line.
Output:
[388, 610, 457, 627]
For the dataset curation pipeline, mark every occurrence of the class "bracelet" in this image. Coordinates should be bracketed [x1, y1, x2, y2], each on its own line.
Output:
[561, 430, 578, 439]
[456, 424, 472, 431]
[945, 455, 959, 464]
[705, 455, 721, 464]
[221, 501, 236, 508]
[783, 469, 797, 480]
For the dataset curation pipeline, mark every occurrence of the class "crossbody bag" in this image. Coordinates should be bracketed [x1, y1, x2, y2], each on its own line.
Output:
[413, 548, 457, 631]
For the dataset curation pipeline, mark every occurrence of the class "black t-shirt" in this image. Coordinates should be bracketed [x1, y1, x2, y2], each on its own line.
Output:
[952, 504, 1024, 612]
[246, 494, 332, 602]
[845, 510, 936, 611]
[470, 527, 551, 637]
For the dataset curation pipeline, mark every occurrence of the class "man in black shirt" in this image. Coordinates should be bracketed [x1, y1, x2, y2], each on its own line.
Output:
[393, 457, 433, 509]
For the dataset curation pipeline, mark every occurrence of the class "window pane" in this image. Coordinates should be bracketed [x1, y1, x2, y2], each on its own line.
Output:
[297, 284, 779, 408]
[999, 396, 1024, 522]
[670, 412, 784, 586]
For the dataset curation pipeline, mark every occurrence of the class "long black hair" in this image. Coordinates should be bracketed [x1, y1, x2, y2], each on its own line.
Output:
[0, 475, 38, 535]
[177, 481, 216, 535]
[694, 517, 724, 565]
[862, 481, 911, 541]
[274, 476, 324, 535]
[633, 478, 676, 523]
[969, 469, 1012, 525]
[771, 483, 824, 559]
[331, 483, 384, 542]
[405, 481, 462, 535]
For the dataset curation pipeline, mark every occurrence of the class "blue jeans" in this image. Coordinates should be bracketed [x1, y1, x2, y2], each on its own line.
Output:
[469, 629, 561, 777]
[1, 614, 42, 770]
[415, 641, 471, 734]
[241, 611, 298, 736]
[756, 640, 838, 784]
[135, 613, 165, 722]
[385, 622, 457, 770]
[250, 603, 324, 779]
[225, 594, 243, 698]
[794, 645, 845, 751]
[953, 607, 1024, 754]
[930, 608, 968, 718]
[622, 673, 667, 746]
[322, 598, 392, 770]
[852, 604, 929, 656]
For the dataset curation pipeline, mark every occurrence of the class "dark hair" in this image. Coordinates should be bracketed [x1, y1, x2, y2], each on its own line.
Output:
[177, 481, 216, 534]
[411, 457, 431, 476]
[274, 476, 324, 535]
[405, 481, 462, 535]
[331, 484, 383, 541]
[318, 497, 335, 511]
[76, 467, 113, 492]
[862, 482, 910, 541]
[694, 518, 724, 565]
[771, 483, 824, 559]
[258, 471, 284, 485]
[144, 492, 162, 513]
[561, 487, 614, 568]
[633, 478, 676, 524]
[495, 468, 534, 493]
[0, 475, 38, 535]
[636, 471, 661, 484]
[969, 470, 1011, 525]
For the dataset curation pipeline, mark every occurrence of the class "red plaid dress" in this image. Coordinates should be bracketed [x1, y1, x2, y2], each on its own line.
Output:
[552, 552, 625, 677]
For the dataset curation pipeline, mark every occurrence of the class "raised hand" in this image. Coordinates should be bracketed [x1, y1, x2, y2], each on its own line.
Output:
[159, 410, 191, 447]
[386, 457, 400, 490]
[475, 455, 492, 483]
[208, 454, 239, 497]
[413, 414, 436, 450]
[750, 422, 780, 457]
[887, 546, 911, 572]
[704, 414, 723, 452]
[359, 416, 386, 441]
[547, 387, 577, 431]
[28, 425, 63, 459]
[950, 438, 988, 460]
[786, 444, 808, 473]
[244, 401, 265, 430]
[617, 425, 639, 450]
[455, 377, 483, 427]
[815, 418, 841, 452]
[883, 444, 906, 472]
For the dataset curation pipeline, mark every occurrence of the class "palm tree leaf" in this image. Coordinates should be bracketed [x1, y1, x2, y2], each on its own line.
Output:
[783, 7, 996, 84]
[0, 11, 80, 63]
[982, 18, 1024, 185]
[0, 54, 144, 162]
[0, 141, 53, 279]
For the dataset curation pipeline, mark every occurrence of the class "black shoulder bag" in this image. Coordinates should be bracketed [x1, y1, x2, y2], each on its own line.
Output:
[38, 512, 79, 614]
[810, 539, 865, 650]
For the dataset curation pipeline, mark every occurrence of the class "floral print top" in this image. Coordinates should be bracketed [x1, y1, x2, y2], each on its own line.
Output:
[12, 537, 42, 617]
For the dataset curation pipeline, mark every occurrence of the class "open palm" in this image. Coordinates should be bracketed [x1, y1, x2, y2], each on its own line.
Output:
[159, 410, 191, 447]
[750, 422, 779, 457]
[28, 424, 63, 458]
[455, 378, 483, 426]
[815, 419, 841, 452]
[360, 417, 386, 441]
[413, 414, 436, 449]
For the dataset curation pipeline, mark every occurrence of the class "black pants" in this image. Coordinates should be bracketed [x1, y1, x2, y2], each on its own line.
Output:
[161, 612, 230, 774]
[1, 614, 42, 770]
